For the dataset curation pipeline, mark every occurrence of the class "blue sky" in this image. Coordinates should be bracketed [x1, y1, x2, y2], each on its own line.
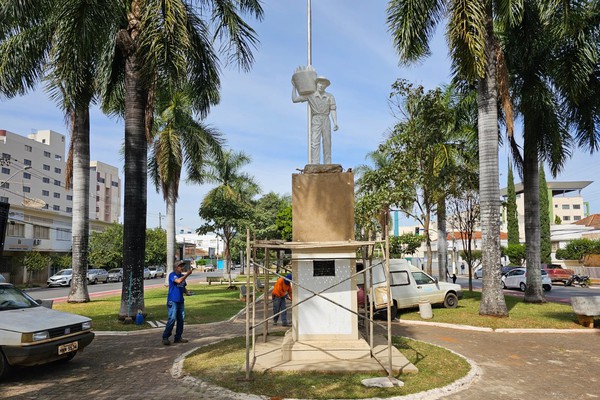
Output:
[1, 0, 598, 231]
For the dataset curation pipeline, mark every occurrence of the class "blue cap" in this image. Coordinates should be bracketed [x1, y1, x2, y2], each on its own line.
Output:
[285, 273, 292, 282]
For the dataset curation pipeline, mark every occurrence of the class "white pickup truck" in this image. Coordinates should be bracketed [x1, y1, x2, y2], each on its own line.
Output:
[0, 283, 95, 379]
[364, 259, 463, 317]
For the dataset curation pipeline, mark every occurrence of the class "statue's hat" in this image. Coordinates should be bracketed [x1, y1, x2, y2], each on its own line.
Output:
[315, 76, 330, 88]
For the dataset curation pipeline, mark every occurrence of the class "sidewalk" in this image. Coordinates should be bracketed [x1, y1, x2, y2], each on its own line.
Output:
[1, 312, 599, 399]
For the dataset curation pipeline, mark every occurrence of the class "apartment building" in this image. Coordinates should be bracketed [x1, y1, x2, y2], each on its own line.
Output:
[500, 181, 592, 241]
[0, 129, 121, 283]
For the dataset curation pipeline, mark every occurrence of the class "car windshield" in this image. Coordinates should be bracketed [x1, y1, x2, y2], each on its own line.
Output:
[55, 269, 73, 276]
[0, 286, 38, 311]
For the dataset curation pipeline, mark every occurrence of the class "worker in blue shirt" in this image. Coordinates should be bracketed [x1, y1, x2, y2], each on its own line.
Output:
[162, 261, 192, 345]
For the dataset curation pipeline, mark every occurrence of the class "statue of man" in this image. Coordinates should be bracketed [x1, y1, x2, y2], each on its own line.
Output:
[292, 76, 339, 164]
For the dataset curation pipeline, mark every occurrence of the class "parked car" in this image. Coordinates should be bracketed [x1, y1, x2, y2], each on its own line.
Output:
[0, 282, 95, 379]
[143, 267, 151, 279]
[474, 266, 483, 279]
[474, 265, 517, 279]
[87, 269, 109, 284]
[203, 264, 216, 272]
[107, 268, 123, 282]
[368, 259, 463, 317]
[502, 267, 552, 291]
[148, 266, 165, 279]
[47, 269, 73, 287]
[541, 264, 574, 285]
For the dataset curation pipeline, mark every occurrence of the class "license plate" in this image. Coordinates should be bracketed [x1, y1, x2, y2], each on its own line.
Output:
[58, 341, 78, 355]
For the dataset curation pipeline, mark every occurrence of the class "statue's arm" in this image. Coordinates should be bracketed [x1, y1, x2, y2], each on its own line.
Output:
[291, 82, 306, 103]
[330, 95, 339, 131]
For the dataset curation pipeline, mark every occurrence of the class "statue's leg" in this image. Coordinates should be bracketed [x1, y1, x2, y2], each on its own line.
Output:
[311, 122, 322, 164]
[322, 130, 331, 164]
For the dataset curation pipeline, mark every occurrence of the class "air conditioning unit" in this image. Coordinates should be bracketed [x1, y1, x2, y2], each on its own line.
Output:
[33, 239, 41, 246]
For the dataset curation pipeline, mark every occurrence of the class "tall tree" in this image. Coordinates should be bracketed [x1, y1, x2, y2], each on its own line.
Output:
[539, 164, 551, 264]
[198, 150, 259, 285]
[0, 0, 119, 302]
[506, 165, 519, 245]
[99, 0, 263, 319]
[148, 87, 224, 285]
[501, 0, 599, 303]
[387, 0, 512, 316]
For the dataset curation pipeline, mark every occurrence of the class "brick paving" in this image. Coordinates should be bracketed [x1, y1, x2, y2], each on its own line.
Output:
[2, 313, 599, 399]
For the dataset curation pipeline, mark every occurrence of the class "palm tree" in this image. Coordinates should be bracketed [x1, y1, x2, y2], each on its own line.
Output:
[387, 0, 515, 316]
[0, 0, 119, 302]
[501, 0, 599, 303]
[199, 150, 259, 284]
[99, 0, 263, 319]
[148, 87, 224, 285]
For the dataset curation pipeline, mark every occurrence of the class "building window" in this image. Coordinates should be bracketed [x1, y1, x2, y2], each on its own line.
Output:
[66, 207, 72, 213]
[33, 225, 50, 239]
[53, 192, 60, 198]
[1, 183, 9, 189]
[23, 172, 31, 179]
[574, 216, 581, 221]
[56, 228, 70, 241]
[1, 153, 10, 161]
[23, 186, 30, 193]
[42, 190, 49, 196]
[43, 164, 50, 171]
[96, 207, 100, 212]
[563, 216, 571, 221]
[43, 204, 48, 209]
[44, 151, 51, 158]
[98, 177, 105, 183]
[1, 167, 10, 174]
[7, 223, 25, 237]
[573, 204, 581, 210]
[562, 204, 570, 210]
[24, 145, 32, 152]
[0, 196, 8, 203]
[24, 159, 32, 166]
[112, 181, 119, 187]
[43, 177, 50, 183]
[55, 155, 62, 161]
[67, 195, 73, 201]
[54, 180, 61, 186]
[53, 205, 60, 211]
[54, 167, 61, 174]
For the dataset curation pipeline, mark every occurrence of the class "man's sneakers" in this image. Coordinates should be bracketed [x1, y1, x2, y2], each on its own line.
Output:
[162, 339, 171, 346]
[174, 338, 189, 344]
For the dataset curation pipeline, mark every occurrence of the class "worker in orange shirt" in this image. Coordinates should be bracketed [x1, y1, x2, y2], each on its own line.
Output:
[272, 273, 292, 326]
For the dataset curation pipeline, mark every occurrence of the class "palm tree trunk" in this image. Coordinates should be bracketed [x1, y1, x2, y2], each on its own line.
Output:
[119, 41, 148, 320]
[478, 12, 508, 317]
[68, 105, 91, 303]
[437, 198, 447, 281]
[164, 184, 176, 286]
[523, 119, 545, 303]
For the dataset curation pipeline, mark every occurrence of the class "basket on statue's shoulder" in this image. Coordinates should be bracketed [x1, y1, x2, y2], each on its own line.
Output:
[292, 65, 317, 95]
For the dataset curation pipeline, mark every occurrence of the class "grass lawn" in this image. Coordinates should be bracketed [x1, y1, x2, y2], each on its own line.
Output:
[53, 283, 247, 331]
[399, 291, 584, 329]
[184, 335, 470, 399]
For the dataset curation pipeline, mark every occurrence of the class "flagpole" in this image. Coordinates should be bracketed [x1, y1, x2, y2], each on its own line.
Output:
[307, 0, 313, 164]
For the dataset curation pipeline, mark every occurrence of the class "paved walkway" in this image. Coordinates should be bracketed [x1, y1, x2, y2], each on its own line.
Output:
[1, 314, 599, 399]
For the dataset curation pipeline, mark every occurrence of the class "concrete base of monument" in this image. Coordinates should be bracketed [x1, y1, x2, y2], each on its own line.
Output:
[252, 331, 418, 374]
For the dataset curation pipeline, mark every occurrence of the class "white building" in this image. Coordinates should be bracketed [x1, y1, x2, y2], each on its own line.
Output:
[0, 129, 121, 283]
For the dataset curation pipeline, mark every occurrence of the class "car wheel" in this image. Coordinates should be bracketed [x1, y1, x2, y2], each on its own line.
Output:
[93, 278, 98, 284]
[519, 282, 527, 292]
[543, 284, 551, 292]
[443, 293, 459, 308]
[0, 350, 10, 379]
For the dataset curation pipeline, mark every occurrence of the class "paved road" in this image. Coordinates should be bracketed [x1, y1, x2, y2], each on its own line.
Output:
[2, 312, 599, 400]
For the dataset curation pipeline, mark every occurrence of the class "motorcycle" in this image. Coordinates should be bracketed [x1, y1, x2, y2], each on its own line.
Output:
[565, 274, 591, 288]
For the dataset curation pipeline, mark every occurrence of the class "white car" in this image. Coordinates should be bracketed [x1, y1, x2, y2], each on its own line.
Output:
[0, 283, 94, 378]
[502, 268, 552, 292]
[47, 269, 73, 287]
[368, 259, 463, 317]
